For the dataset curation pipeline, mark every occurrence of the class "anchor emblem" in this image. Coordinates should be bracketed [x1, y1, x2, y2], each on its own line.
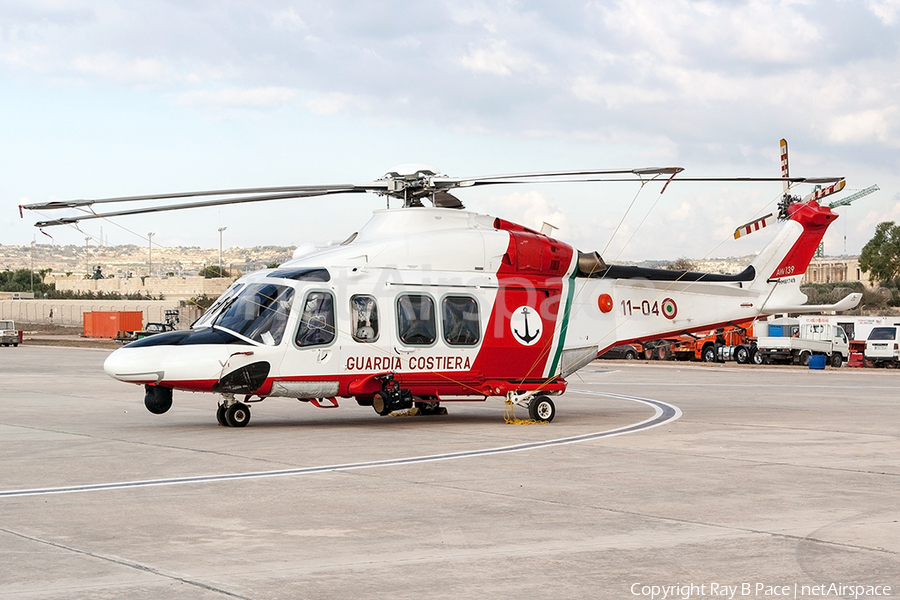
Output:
[511, 306, 542, 346]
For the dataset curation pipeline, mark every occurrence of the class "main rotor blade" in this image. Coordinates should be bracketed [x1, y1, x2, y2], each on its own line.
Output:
[33, 188, 370, 228]
[664, 176, 844, 184]
[21, 183, 385, 211]
[436, 167, 684, 188]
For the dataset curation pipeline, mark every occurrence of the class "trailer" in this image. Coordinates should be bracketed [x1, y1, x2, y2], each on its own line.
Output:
[757, 322, 849, 367]
[639, 321, 759, 364]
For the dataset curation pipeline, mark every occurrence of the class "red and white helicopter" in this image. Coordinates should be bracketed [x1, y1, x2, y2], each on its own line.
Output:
[22, 140, 861, 426]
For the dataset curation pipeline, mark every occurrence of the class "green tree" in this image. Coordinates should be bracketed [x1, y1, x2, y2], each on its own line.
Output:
[665, 257, 696, 271]
[199, 265, 230, 278]
[859, 222, 900, 286]
[187, 294, 215, 311]
[0, 268, 53, 295]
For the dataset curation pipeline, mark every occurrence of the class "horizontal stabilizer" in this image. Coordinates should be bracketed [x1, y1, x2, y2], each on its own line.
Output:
[765, 292, 862, 314]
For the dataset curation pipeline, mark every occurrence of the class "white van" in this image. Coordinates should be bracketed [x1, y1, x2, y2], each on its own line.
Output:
[0, 320, 18, 347]
[864, 326, 900, 366]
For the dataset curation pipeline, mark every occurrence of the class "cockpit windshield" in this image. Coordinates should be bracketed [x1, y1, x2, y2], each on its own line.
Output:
[193, 283, 246, 330]
[211, 283, 295, 346]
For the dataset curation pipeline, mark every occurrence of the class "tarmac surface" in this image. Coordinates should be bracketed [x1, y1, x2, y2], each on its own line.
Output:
[1, 346, 898, 599]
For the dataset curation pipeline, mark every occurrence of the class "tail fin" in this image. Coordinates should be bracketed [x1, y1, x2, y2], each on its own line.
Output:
[747, 200, 846, 311]
[749, 138, 841, 297]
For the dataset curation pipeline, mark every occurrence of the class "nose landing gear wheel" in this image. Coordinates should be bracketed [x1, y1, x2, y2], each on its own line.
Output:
[224, 402, 251, 427]
[528, 395, 556, 422]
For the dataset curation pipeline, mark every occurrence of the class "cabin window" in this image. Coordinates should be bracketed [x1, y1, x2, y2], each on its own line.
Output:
[351, 295, 379, 343]
[397, 294, 436, 346]
[295, 291, 335, 347]
[442, 296, 480, 346]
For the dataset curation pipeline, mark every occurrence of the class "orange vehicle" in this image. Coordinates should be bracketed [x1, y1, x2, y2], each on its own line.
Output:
[640, 321, 759, 364]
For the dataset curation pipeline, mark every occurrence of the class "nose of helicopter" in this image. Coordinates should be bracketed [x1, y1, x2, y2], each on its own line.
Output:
[103, 329, 260, 391]
[103, 345, 168, 384]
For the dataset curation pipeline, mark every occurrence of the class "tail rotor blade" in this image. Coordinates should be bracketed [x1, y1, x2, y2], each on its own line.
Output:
[734, 213, 774, 239]
[802, 180, 846, 203]
[780, 139, 790, 193]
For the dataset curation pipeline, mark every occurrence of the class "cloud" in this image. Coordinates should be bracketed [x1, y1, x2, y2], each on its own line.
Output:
[270, 8, 306, 31]
[571, 76, 666, 109]
[72, 54, 170, 83]
[477, 190, 572, 236]
[827, 109, 895, 144]
[305, 92, 368, 115]
[176, 87, 296, 109]
[4, 1, 900, 256]
[869, 0, 900, 24]
[458, 40, 543, 76]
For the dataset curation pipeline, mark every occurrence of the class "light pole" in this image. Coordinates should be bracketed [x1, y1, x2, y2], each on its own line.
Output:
[218, 227, 227, 276]
[148, 232, 155, 277]
[30, 240, 35, 294]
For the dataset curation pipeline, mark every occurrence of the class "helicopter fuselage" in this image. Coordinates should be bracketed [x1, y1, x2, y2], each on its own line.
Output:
[103, 199, 851, 423]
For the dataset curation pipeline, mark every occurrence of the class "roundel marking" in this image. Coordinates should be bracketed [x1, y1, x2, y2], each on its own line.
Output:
[598, 294, 613, 313]
[510, 306, 543, 346]
[662, 298, 677, 320]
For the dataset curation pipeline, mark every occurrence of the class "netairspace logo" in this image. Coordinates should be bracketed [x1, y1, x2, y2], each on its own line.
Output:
[630, 582, 893, 600]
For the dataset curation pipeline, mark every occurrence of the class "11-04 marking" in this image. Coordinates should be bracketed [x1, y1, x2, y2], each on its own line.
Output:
[620, 298, 677, 319]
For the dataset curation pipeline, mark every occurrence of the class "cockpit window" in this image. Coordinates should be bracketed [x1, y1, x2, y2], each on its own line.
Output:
[213, 283, 294, 346]
[351, 295, 379, 342]
[193, 283, 245, 329]
[295, 291, 336, 347]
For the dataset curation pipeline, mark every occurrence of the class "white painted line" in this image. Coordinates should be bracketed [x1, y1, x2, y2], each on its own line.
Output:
[0, 392, 681, 499]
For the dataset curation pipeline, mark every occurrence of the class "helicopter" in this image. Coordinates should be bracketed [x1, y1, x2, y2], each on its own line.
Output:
[21, 140, 861, 427]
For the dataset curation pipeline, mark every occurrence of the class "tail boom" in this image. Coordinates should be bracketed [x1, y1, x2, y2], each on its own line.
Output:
[560, 199, 853, 374]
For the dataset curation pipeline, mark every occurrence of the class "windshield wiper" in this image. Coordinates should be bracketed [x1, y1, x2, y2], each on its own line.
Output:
[210, 294, 241, 328]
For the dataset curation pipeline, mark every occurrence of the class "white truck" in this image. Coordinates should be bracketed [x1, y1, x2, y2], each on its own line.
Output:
[756, 322, 848, 367]
[0, 320, 19, 347]
[864, 326, 900, 367]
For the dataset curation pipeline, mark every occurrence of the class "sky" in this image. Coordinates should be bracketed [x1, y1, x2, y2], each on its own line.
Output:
[2, 0, 899, 263]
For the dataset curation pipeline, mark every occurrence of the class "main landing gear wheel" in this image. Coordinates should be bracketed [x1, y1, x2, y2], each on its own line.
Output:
[415, 401, 446, 416]
[372, 391, 392, 416]
[528, 395, 556, 423]
[216, 404, 228, 426]
[144, 385, 173, 414]
[224, 402, 251, 427]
